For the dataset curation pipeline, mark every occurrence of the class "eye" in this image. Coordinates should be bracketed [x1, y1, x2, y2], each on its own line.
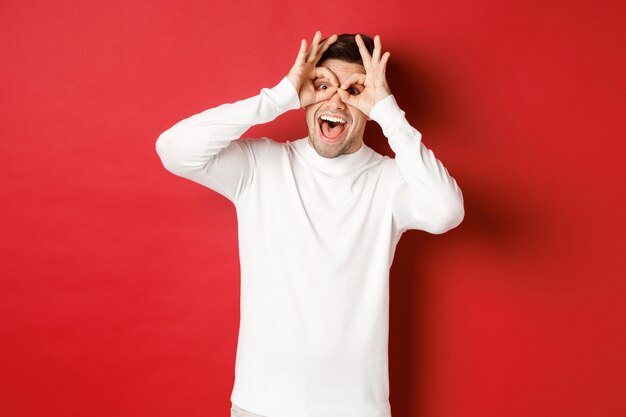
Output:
[347, 87, 360, 96]
[317, 82, 329, 90]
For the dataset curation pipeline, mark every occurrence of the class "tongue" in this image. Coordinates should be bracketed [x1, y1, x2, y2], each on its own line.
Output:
[321, 121, 346, 140]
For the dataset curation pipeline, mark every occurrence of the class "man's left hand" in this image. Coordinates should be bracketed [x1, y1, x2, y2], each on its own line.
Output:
[336, 34, 391, 117]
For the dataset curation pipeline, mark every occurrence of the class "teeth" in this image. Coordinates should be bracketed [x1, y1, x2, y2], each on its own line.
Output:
[320, 115, 346, 124]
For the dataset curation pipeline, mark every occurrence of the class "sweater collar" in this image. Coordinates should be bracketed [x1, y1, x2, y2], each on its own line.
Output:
[292, 137, 372, 175]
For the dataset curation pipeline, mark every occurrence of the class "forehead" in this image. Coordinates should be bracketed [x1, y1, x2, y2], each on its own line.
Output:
[319, 59, 366, 80]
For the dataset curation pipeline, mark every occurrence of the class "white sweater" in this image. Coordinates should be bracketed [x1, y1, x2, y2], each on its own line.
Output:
[156, 76, 464, 417]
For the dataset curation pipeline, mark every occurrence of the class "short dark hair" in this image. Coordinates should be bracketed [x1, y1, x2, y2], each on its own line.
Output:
[316, 33, 375, 67]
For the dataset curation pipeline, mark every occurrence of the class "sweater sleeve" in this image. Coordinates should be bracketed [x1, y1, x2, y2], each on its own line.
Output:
[155, 76, 300, 203]
[369, 95, 465, 234]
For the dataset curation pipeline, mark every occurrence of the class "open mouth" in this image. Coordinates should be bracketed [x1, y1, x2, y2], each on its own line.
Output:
[317, 114, 348, 143]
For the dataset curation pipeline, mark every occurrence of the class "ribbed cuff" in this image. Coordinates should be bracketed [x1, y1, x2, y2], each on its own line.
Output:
[369, 94, 406, 131]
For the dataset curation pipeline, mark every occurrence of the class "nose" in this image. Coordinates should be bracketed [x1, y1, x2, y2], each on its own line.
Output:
[328, 90, 345, 109]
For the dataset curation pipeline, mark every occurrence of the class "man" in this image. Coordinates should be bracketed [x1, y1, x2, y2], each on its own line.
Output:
[156, 31, 464, 417]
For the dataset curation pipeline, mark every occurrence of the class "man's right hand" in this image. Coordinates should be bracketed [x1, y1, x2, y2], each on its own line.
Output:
[287, 31, 339, 108]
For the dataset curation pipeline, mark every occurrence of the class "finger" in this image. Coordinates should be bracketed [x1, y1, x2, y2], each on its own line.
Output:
[380, 51, 391, 73]
[337, 88, 357, 106]
[307, 31, 322, 63]
[315, 66, 340, 87]
[296, 39, 307, 63]
[355, 34, 373, 72]
[339, 73, 366, 90]
[372, 35, 381, 64]
[317, 34, 338, 58]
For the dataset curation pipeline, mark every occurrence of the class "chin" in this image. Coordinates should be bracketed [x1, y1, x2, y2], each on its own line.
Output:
[310, 133, 354, 158]
[305, 113, 364, 158]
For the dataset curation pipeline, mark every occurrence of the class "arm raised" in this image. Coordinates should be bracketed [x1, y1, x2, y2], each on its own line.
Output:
[155, 76, 299, 203]
[339, 34, 463, 234]
[371, 96, 464, 234]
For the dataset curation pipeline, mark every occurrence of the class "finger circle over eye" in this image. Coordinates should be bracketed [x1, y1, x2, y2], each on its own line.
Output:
[340, 73, 366, 89]
[314, 66, 339, 86]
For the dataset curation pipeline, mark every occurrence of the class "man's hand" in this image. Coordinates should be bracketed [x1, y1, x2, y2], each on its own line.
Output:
[337, 34, 391, 117]
[287, 31, 339, 108]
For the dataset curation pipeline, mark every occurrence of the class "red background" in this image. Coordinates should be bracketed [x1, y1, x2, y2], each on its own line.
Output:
[1, 0, 625, 416]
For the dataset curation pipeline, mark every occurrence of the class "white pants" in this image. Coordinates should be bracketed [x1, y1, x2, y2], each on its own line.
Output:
[231, 403, 266, 417]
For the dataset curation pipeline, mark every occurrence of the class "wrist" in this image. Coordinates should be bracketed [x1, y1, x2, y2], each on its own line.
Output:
[271, 76, 301, 112]
[376, 91, 391, 103]
[369, 94, 404, 130]
[286, 74, 301, 92]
